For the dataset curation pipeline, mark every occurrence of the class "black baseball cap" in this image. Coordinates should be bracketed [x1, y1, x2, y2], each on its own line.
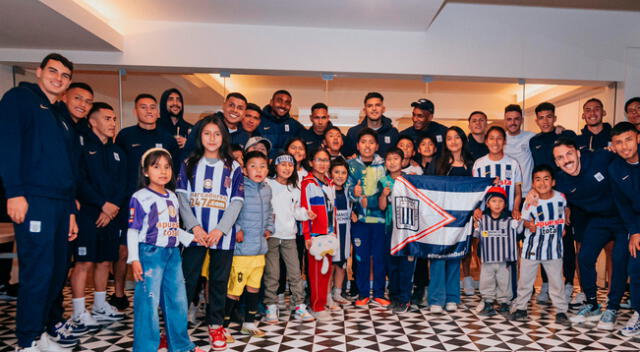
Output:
[411, 98, 435, 114]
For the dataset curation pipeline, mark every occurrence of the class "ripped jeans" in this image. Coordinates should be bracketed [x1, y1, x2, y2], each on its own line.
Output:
[133, 243, 194, 352]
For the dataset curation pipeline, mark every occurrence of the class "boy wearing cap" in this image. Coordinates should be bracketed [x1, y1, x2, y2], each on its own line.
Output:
[511, 165, 570, 325]
[245, 136, 272, 158]
[474, 186, 522, 317]
[400, 98, 447, 153]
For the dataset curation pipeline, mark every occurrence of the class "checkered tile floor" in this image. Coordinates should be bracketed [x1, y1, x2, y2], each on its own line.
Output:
[0, 287, 639, 351]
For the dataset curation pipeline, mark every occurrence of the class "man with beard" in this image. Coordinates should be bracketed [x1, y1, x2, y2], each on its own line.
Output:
[258, 90, 304, 158]
[550, 138, 628, 331]
[111, 94, 179, 311]
[503, 104, 535, 196]
[625, 97, 640, 131]
[399, 98, 447, 154]
[344, 92, 399, 157]
[577, 98, 612, 151]
[158, 88, 193, 149]
[302, 102, 333, 152]
[241, 103, 262, 138]
[61, 82, 94, 137]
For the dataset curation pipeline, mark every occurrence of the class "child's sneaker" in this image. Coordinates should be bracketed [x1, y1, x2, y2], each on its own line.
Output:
[263, 304, 279, 324]
[158, 333, 167, 352]
[293, 304, 315, 322]
[462, 277, 474, 296]
[208, 326, 226, 351]
[92, 303, 125, 322]
[555, 312, 571, 326]
[536, 283, 549, 304]
[497, 303, 510, 313]
[240, 322, 265, 338]
[478, 302, 496, 316]
[511, 309, 528, 322]
[445, 302, 457, 312]
[392, 302, 410, 314]
[355, 297, 370, 307]
[62, 318, 89, 337]
[570, 303, 602, 323]
[372, 297, 391, 308]
[430, 305, 443, 314]
[73, 311, 101, 333]
[621, 311, 640, 336]
[596, 309, 617, 331]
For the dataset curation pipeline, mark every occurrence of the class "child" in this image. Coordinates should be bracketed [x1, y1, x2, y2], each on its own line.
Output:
[324, 126, 345, 160]
[176, 115, 244, 351]
[222, 151, 274, 337]
[347, 128, 390, 308]
[244, 136, 272, 158]
[511, 165, 570, 325]
[329, 157, 352, 305]
[396, 136, 423, 175]
[416, 134, 438, 174]
[263, 153, 315, 323]
[300, 148, 336, 320]
[127, 148, 205, 352]
[379, 148, 415, 314]
[474, 187, 521, 316]
[285, 137, 309, 184]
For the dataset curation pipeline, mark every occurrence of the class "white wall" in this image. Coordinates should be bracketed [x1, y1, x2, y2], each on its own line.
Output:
[0, 64, 14, 96]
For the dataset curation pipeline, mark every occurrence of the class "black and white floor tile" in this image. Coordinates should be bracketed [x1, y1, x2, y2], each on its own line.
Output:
[0, 287, 639, 351]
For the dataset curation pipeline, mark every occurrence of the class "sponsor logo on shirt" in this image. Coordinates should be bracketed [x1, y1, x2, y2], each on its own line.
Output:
[436, 135, 443, 143]
[384, 136, 391, 144]
[284, 124, 290, 132]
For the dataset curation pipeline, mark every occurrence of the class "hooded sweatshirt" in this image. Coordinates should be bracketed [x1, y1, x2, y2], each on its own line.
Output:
[577, 123, 612, 152]
[258, 105, 304, 158]
[0, 82, 79, 206]
[400, 120, 448, 154]
[157, 88, 193, 138]
[345, 116, 399, 157]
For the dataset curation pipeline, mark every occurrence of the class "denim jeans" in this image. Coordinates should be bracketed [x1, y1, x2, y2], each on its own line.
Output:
[428, 258, 461, 306]
[134, 243, 194, 352]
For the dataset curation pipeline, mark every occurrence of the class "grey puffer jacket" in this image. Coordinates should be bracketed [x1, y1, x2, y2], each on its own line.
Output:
[234, 178, 274, 256]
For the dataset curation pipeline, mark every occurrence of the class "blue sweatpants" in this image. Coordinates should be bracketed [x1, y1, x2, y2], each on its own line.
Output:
[428, 259, 461, 306]
[14, 196, 71, 348]
[352, 222, 386, 299]
[630, 254, 640, 313]
[388, 255, 416, 304]
[578, 216, 629, 310]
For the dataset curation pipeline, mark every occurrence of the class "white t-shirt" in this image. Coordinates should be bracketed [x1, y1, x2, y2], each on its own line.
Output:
[504, 130, 535, 195]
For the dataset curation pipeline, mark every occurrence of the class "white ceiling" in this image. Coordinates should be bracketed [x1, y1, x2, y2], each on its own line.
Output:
[80, 0, 445, 31]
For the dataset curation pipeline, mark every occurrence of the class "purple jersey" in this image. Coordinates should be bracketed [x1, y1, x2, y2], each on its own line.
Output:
[128, 188, 182, 248]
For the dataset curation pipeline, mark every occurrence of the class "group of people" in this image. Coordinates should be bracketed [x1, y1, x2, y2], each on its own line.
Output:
[1, 53, 640, 352]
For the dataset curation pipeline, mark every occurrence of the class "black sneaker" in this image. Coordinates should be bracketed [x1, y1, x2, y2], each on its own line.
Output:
[392, 302, 410, 314]
[498, 303, 510, 313]
[555, 312, 571, 326]
[511, 309, 528, 322]
[108, 293, 129, 310]
[479, 302, 497, 316]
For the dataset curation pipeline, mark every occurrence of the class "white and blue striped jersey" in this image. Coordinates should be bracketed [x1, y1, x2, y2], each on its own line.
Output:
[474, 215, 522, 263]
[176, 158, 244, 250]
[521, 190, 566, 261]
[472, 155, 523, 211]
[128, 188, 186, 248]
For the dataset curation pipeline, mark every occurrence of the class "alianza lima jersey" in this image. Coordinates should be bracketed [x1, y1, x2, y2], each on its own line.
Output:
[472, 154, 523, 211]
[473, 214, 522, 264]
[129, 188, 183, 248]
[521, 190, 566, 261]
[176, 158, 244, 250]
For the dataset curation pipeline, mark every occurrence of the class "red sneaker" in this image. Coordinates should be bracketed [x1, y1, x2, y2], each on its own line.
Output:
[158, 333, 167, 351]
[355, 297, 370, 307]
[372, 297, 391, 308]
[208, 326, 227, 351]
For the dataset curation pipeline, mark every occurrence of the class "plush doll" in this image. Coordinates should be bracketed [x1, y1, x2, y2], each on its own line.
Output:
[309, 235, 339, 274]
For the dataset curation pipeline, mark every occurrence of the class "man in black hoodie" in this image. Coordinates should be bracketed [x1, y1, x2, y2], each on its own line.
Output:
[400, 98, 447, 154]
[345, 92, 399, 157]
[61, 82, 94, 138]
[257, 90, 304, 158]
[158, 88, 192, 149]
[0, 53, 80, 351]
[577, 98, 612, 151]
[302, 102, 333, 152]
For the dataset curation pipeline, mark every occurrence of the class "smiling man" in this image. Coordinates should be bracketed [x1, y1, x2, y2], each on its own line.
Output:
[503, 104, 535, 195]
[399, 98, 447, 153]
[258, 90, 304, 158]
[345, 92, 399, 157]
[0, 53, 80, 351]
[62, 82, 94, 137]
[625, 97, 640, 131]
[302, 102, 334, 152]
[158, 88, 193, 149]
[530, 102, 577, 169]
[577, 98, 611, 151]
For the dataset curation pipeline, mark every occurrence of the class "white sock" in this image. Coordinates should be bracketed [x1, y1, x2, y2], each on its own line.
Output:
[72, 297, 85, 319]
[334, 288, 342, 296]
[93, 291, 106, 311]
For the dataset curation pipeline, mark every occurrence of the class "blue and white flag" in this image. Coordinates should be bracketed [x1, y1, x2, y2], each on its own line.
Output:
[390, 175, 493, 259]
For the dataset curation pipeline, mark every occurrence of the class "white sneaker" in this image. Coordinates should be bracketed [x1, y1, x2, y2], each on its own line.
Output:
[462, 277, 474, 296]
[445, 302, 458, 312]
[293, 304, 315, 322]
[430, 305, 443, 314]
[72, 311, 100, 333]
[536, 283, 549, 304]
[187, 303, 197, 324]
[314, 310, 332, 321]
[263, 304, 279, 324]
[15, 341, 40, 352]
[92, 303, 125, 321]
[564, 283, 573, 303]
[37, 333, 69, 352]
[621, 311, 640, 336]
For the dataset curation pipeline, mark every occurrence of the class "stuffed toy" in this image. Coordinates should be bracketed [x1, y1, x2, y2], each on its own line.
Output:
[309, 235, 339, 274]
